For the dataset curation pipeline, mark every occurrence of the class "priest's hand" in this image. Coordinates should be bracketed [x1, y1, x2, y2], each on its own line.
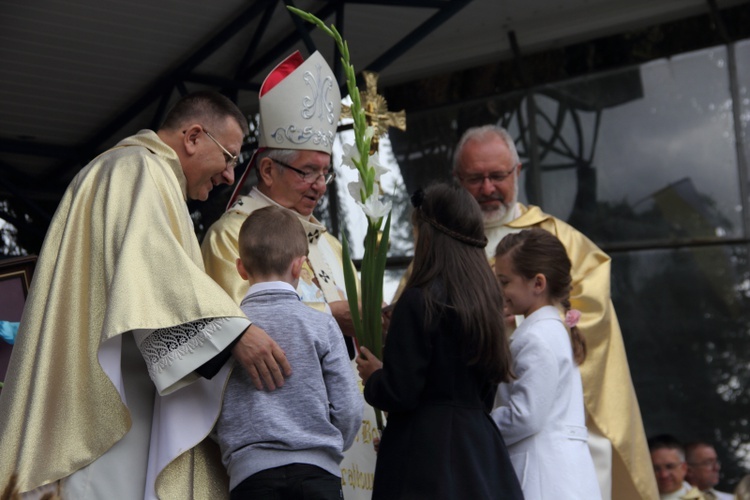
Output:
[356, 346, 382, 384]
[329, 300, 358, 337]
[232, 324, 292, 391]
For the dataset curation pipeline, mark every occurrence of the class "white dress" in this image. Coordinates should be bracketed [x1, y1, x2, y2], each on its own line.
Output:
[492, 305, 601, 500]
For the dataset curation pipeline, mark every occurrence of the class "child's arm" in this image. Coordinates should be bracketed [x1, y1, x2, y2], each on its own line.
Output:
[491, 329, 560, 446]
[362, 288, 432, 412]
[322, 317, 364, 451]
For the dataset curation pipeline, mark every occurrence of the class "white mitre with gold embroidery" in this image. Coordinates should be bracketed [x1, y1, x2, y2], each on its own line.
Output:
[228, 50, 341, 208]
[259, 50, 340, 151]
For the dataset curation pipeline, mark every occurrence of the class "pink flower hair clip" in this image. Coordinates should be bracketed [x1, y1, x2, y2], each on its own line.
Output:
[564, 309, 581, 328]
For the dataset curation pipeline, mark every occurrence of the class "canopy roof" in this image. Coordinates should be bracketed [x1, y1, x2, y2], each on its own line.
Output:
[0, 0, 744, 239]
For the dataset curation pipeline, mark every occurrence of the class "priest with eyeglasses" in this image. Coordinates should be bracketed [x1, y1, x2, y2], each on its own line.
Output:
[201, 50, 379, 500]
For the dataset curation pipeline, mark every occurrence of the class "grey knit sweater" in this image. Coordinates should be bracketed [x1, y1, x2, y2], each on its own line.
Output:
[215, 281, 363, 490]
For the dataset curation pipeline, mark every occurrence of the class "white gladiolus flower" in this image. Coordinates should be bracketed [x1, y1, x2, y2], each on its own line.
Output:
[364, 126, 375, 142]
[288, 5, 391, 434]
[367, 152, 390, 181]
[341, 143, 360, 170]
[348, 178, 366, 202]
[357, 189, 392, 223]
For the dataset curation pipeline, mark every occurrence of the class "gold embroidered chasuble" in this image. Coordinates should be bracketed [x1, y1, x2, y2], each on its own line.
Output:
[202, 188, 358, 307]
[504, 203, 658, 500]
[0, 130, 247, 498]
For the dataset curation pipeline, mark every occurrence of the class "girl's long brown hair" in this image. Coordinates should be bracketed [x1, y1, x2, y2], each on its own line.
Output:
[404, 183, 513, 384]
[495, 228, 587, 365]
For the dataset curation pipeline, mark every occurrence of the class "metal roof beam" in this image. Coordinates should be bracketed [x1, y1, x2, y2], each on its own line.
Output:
[185, 73, 262, 91]
[237, 1, 340, 81]
[151, 89, 175, 131]
[235, 2, 278, 80]
[332, 2, 346, 88]
[285, 0, 319, 54]
[50, 0, 276, 184]
[365, 0, 475, 72]
[0, 138, 80, 160]
[343, 0, 447, 6]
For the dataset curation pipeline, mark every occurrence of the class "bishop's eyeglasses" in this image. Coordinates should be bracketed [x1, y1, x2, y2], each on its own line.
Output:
[271, 158, 336, 185]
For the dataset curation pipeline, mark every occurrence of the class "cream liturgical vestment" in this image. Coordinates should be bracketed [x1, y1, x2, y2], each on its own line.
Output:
[495, 203, 659, 500]
[0, 130, 249, 499]
[202, 188, 380, 499]
[202, 188, 352, 308]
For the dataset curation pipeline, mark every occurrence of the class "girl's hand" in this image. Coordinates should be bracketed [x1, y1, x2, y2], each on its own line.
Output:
[356, 346, 383, 384]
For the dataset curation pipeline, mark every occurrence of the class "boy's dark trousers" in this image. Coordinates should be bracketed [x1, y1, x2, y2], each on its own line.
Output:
[230, 463, 343, 500]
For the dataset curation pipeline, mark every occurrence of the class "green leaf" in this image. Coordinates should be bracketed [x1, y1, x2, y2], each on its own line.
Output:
[371, 211, 391, 358]
[341, 232, 363, 342]
[361, 224, 384, 356]
[288, 3, 387, 431]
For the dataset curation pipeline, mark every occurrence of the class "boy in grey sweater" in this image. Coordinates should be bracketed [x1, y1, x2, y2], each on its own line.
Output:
[215, 205, 363, 499]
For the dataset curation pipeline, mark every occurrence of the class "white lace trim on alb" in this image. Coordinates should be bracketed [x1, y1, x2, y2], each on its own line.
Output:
[139, 317, 228, 379]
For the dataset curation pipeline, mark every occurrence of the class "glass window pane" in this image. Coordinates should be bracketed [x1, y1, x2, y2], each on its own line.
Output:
[384, 38, 750, 491]
[735, 39, 750, 239]
[612, 243, 750, 485]
[531, 45, 742, 244]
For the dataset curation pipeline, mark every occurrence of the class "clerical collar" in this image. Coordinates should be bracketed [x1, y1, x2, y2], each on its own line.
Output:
[249, 187, 326, 230]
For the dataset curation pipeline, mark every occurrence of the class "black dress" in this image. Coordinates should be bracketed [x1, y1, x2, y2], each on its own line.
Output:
[364, 287, 524, 499]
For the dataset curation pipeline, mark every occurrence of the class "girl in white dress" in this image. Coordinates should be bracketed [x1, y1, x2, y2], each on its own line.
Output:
[492, 228, 602, 500]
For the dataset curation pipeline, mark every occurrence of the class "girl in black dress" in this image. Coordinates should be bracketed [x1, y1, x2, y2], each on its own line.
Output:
[356, 182, 524, 499]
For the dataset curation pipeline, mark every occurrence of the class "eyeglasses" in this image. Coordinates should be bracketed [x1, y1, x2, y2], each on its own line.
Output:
[458, 164, 519, 187]
[271, 158, 335, 185]
[203, 129, 239, 168]
[653, 462, 684, 473]
[688, 459, 720, 469]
